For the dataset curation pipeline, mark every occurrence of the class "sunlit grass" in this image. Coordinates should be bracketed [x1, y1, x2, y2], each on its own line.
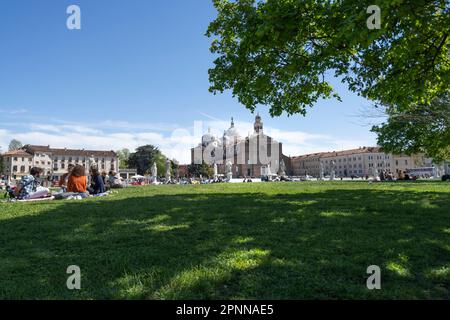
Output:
[0, 181, 449, 299]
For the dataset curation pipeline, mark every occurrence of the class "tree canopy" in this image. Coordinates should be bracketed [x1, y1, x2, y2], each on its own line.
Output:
[8, 139, 23, 151]
[188, 162, 214, 178]
[127, 145, 169, 176]
[373, 94, 450, 161]
[207, 0, 449, 116]
[116, 148, 131, 169]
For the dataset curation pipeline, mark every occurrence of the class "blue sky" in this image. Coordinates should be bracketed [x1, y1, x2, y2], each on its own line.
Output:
[0, 0, 380, 163]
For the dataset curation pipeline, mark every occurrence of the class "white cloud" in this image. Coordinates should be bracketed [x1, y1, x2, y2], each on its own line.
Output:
[0, 129, 9, 153]
[29, 124, 61, 133]
[0, 108, 29, 115]
[0, 119, 375, 164]
[9, 108, 29, 115]
[98, 120, 180, 132]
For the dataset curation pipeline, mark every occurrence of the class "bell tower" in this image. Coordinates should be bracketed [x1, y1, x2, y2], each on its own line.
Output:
[254, 113, 263, 133]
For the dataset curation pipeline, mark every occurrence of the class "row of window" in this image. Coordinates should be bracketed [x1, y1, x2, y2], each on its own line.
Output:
[11, 165, 29, 173]
[10, 163, 116, 172]
[11, 156, 116, 163]
[299, 165, 320, 169]
[366, 163, 392, 168]
[368, 155, 390, 160]
[337, 164, 363, 169]
[9, 160, 52, 166]
[10, 166, 53, 174]
[324, 156, 363, 163]
[322, 158, 408, 167]
[53, 163, 115, 171]
[326, 162, 387, 168]
[324, 154, 391, 163]
[33, 161, 52, 165]
[12, 157, 32, 162]
[35, 153, 48, 158]
[53, 157, 114, 162]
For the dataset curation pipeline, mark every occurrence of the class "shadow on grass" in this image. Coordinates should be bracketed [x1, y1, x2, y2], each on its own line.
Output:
[0, 188, 449, 299]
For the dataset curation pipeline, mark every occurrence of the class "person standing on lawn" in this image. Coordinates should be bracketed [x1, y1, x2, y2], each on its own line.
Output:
[15, 167, 51, 200]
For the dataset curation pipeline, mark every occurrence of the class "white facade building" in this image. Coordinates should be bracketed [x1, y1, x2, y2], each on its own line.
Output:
[319, 147, 429, 177]
[1, 145, 118, 182]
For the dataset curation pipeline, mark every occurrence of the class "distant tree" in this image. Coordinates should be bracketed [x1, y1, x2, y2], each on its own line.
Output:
[372, 94, 450, 162]
[187, 164, 201, 177]
[156, 155, 168, 177]
[171, 159, 179, 178]
[188, 162, 214, 178]
[116, 148, 131, 169]
[127, 145, 168, 175]
[8, 139, 22, 151]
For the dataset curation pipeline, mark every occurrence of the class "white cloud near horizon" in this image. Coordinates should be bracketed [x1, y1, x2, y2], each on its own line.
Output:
[0, 119, 375, 164]
[0, 108, 29, 115]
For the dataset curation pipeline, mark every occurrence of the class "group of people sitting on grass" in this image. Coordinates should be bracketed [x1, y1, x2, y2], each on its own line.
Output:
[56, 164, 105, 199]
[7, 165, 122, 201]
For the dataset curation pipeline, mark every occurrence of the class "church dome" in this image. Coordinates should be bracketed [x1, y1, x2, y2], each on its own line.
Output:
[225, 126, 239, 138]
[223, 117, 241, 144]
[202, 128, 215, 146]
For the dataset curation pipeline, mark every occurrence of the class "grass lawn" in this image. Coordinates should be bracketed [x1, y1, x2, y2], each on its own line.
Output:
[0, 181, 449, 299]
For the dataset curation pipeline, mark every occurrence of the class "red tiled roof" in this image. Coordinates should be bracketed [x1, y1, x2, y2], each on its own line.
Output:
[321, 147, 381, 158]
[291, 152, 333, 160]
[23, 145, 51, 152]
[22, 145, 117, 157]
[291, 147, 381, 159]
[2, 149, 32, 157]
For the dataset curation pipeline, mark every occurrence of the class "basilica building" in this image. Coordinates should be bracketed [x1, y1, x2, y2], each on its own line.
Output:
[191, 114, 291, 178]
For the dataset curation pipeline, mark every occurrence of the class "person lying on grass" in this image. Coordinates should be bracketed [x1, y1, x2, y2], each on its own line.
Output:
[14, 167, 51, 200]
